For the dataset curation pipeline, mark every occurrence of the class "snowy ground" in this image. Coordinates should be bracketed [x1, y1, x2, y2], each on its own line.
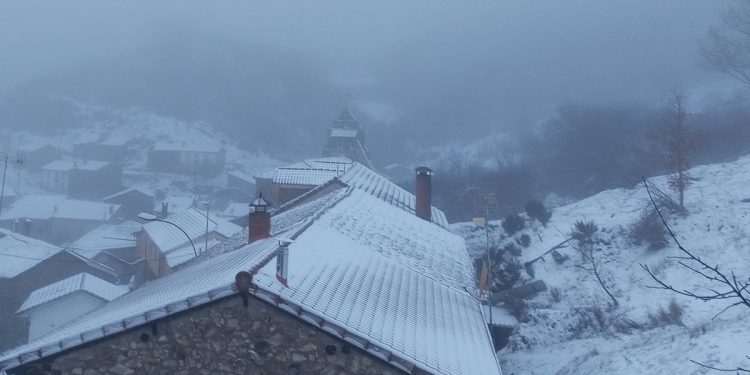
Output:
[454, 155, 750, 374]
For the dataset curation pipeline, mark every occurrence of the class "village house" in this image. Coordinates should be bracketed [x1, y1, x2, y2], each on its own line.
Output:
[39, 160, 123, 199]
[39, 160, 74, 192]
[16, 273, 128, 342]
[102, 188, 154, 220]
[147, 142, 226, 176]
[0, 229, 113, 351]
[321, 107, 375, 168]
[136, 208, 242, 279]
[0, 194, 123, 245]
[68, 160, 123, 199]
[0, 167, 501, 375]
[67, 221, 143, 284]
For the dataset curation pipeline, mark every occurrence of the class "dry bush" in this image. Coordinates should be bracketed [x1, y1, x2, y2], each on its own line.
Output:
[629, 209, 669, 250]
[647, 300, 684, 328]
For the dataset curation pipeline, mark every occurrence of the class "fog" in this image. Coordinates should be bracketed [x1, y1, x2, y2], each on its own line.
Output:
[0, 1, 732, 161]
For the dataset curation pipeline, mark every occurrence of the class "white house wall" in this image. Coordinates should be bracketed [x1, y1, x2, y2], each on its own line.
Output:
[26, 292, 105, 342]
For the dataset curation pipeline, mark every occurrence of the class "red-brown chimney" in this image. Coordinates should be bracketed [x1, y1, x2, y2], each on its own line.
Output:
[249, 195, 271, 243]
[415, 166, 433, 222]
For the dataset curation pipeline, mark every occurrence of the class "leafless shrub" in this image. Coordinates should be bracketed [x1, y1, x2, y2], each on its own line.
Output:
[647, 300, 684, 328]
[550, 287, 562, 303]
[506, 296, 529, 323]
[628, 209, 668, 251]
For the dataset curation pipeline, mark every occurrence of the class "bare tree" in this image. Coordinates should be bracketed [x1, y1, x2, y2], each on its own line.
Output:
[650, 92, 696, 210]
[640, 177, 750, 372]
[571, 220, 619, 307]
[702, 0, 750, 85]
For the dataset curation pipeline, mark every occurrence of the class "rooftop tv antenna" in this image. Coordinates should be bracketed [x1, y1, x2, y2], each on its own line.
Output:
[0, 152, 24, 217]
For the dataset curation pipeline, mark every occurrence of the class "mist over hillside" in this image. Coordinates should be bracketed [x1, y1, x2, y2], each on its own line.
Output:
[0, 0, 733, 165]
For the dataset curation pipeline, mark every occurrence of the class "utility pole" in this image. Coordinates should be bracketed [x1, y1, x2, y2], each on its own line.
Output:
[484, 194, 493, 326]
[0, 154, 7, 218]
[203, 201, 209, 255]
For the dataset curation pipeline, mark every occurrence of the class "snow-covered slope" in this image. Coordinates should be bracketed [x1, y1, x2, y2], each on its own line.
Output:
[4, 107, 282, 196]
[454, 155, 750, 374]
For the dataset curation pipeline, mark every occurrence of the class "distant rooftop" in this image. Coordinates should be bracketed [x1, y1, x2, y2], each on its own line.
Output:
[0, 195, 120, 222]
[0, 229, 62, 279]
[68, 221, 141, 260]
[152, 142, 223, 153]
[142, 208, 241, 256]
[41, 160, 110, 172]
[17, 273, 128, 314]
[257, 158, 449, 227]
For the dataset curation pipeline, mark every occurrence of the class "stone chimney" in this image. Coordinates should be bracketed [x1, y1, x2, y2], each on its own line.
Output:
[249, 195, 271, 243]
[415, 167, 433, 222]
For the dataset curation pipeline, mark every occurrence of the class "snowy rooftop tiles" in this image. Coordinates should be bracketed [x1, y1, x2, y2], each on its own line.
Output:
[17, 273, 128, 314]
[0, 229, 62, 279]
[251, 188, 497, 374]
[258, 158, 450, 227]
[0, 238, 281, 370]
[141, 208, 241, 256]
[67, 221, 141, 260]
[0, 188, 498, 375]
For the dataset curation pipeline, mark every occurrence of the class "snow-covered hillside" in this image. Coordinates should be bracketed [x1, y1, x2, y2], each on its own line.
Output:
[2, 107, 283, 196]
[454, 155, 750, 374]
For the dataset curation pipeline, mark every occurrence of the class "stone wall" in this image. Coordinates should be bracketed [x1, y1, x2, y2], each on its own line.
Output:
[13, 295, 402, 375]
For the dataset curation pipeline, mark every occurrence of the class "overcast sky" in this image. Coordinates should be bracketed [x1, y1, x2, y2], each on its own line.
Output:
[0, 0, 734, 147]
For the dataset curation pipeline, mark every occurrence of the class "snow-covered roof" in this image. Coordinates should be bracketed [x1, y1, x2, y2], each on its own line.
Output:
[0, 229, 63, 279]
[0, 238, 281, 371]
[340, 163, 449, 227]
[102, 187, 152, 201]
[0, 188, 498, 374]
[41, 160, 110, 172]
[17, 273, 128, 314]
[68, 221, 140, 259]
[0, 195, 121, 222]
[226, 170, 255, 182]
[259, 158, 450, 227]
[41, 160, 75, 172]
[165, 239, 222, 268]
[260, 157, 352, 184]
[142, 208, 241, 256]
[250, 188, 497, 374]
[219, 202, 250, 219]
[73, 160, 110, 171]
[152, 142, 223, 153]
[329, 128, 359, 138]
[156, 196, 195, 214]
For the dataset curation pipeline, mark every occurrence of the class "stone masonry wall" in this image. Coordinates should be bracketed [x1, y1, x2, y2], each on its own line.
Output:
[14, 294, 403, 375]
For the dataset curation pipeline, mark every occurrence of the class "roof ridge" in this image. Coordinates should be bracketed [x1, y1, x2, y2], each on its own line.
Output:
[271, 177, 347, 216]
[285, 187, 354, 241]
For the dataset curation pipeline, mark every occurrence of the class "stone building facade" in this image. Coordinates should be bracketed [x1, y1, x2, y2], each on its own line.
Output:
[12, 294, 403, 375]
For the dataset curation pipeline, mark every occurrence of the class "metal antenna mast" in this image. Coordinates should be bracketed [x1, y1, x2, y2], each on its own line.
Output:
[0, 154, 7, 218]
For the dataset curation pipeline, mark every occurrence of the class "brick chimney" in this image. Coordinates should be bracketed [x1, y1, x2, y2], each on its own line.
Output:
[249, 195, 271, 243]
[415, 166, 433, 222]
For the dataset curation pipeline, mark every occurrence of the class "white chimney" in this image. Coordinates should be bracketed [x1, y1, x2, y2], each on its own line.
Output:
[276, 242, 290, 287]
